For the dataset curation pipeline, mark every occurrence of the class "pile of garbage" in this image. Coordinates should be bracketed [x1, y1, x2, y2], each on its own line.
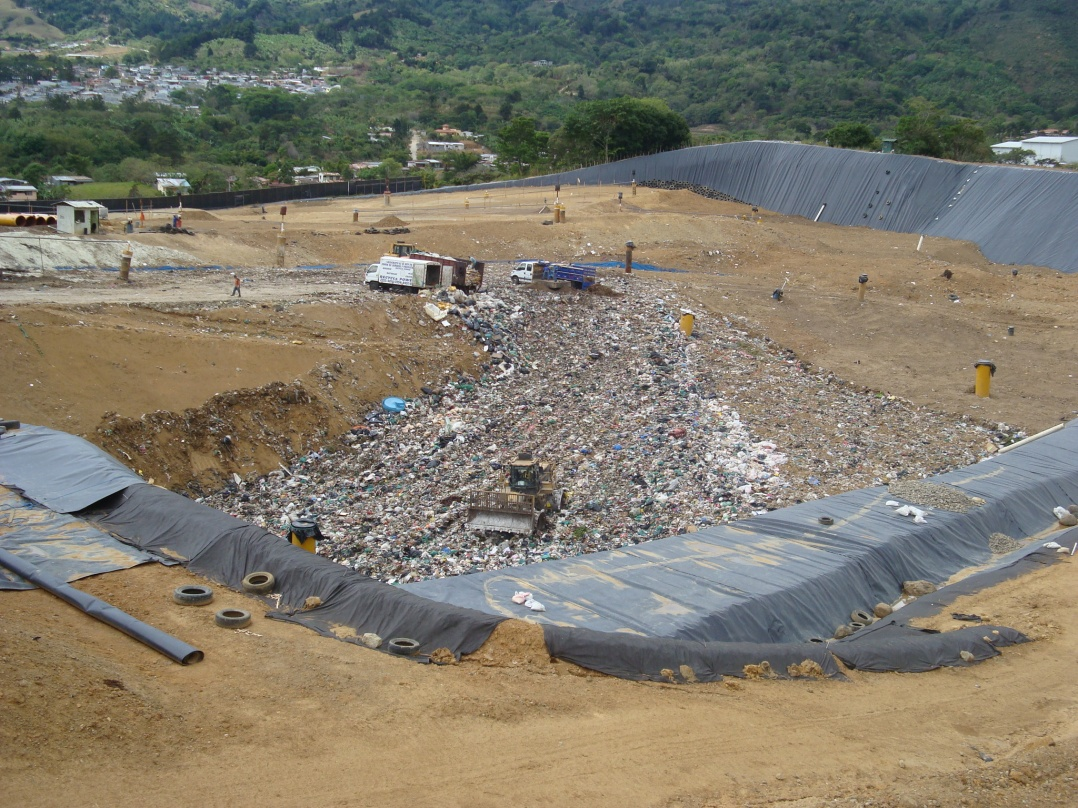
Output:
[204, 275, 1020, 585]
[639, 179, 745, 204]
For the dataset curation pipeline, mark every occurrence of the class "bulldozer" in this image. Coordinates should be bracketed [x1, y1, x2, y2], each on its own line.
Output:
[465, 452, 563, 534]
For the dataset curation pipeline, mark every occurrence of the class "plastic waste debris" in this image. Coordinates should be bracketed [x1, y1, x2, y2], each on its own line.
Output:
[201, 274, 1015, 587]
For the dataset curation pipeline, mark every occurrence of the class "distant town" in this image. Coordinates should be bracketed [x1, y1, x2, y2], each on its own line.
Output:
[0, 57, 342, 107]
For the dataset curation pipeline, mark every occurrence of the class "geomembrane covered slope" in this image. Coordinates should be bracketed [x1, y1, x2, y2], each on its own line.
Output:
[477, 141, 1078, 273]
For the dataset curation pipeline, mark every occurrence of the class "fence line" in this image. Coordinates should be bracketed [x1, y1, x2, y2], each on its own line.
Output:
[0, 177, 423, 216]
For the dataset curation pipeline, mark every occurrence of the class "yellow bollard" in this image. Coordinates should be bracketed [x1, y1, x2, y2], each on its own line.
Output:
[276, 228, 287, 267]
[288, 518, 321, 553]
[679, 310, 695, 336]
[352, 209, 359, 223]
[119, 243, 132, 282]
[974, 360, 996, 398]
[465, 198, 470, 209]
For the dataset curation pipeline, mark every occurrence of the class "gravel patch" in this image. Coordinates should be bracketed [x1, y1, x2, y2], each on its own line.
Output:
[988, 532, 1025, 554]
[887, 480, 986, 513]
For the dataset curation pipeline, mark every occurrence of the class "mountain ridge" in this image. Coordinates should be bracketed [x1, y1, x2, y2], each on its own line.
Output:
[6, 0, 1076, 134]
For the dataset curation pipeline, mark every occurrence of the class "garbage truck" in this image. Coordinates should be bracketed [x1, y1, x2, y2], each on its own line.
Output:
[390, 241, 484, 292]
[510, 260, 597, 290]
[365, 256, 446, 292]
[465, 451, 564, 534]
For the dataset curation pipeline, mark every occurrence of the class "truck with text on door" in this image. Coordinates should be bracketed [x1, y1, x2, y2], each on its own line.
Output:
[365, 255, 445, 293]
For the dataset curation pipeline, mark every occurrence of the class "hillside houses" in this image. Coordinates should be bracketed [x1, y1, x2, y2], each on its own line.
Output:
[0, 62, 342, 108]
[0, 178, 37, 200]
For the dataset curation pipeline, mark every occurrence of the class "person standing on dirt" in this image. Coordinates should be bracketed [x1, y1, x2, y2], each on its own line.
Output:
[231, 273, 242, 298]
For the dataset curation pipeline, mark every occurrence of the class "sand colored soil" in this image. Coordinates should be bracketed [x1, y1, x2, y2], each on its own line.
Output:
[1, 184, 1076, 806]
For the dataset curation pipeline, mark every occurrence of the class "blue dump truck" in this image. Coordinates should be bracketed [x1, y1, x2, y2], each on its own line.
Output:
[510, 260, 598, 290]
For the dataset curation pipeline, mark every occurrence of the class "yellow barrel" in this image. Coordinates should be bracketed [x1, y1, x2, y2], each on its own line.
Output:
[288, 518, 320, 553]
[679, 311, 695, 336]
[974, 360, 996, 398]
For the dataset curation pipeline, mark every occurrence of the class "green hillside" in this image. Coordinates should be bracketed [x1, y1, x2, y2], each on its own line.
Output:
[2, 1, 1076, 192]
[7, 0, 1076, 136]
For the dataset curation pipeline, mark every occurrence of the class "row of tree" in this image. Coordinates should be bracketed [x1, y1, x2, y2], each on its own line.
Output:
[0, 82, 1053, 198]
[0, 87, 690, 192]
[825, 99, 997, 163]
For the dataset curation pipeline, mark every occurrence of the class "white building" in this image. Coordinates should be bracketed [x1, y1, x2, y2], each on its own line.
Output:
[56, 201, 101, 235]
[1020, 136, 1078, 164]
[156, 174, 192, 194]
[425, 141, 465, 152]
[990, 140, 1026, 158]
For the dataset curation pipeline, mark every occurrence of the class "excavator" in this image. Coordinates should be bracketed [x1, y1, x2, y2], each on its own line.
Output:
[465, 452, 564, 534]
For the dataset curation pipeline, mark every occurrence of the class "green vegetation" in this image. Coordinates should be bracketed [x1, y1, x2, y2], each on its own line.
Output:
[62, 181, 158, 199]
[1, 0, 1076, 185]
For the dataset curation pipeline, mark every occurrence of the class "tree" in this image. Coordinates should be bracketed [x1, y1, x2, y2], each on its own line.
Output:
[240, 88, 302, 122]
[379, 159, 403, 181]
[495, 117, 549, 176]
[825, 122, 879, 150]
[550, 97, 690, 167]
[941, 119, 992, 162]
[895, 98, 945, 157]
[896, 99, 992, 162]
[21, 161, 48, 187]
[996, 147, 1035, 165]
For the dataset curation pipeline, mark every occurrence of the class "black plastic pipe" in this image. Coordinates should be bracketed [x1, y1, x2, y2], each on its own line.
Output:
[0, 547, 203, 665]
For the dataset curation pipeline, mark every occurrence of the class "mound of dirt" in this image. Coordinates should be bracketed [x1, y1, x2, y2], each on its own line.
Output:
[462, 620, 553, 669]
[373, 215, 410, 227]
[95, 380, 342, 494]
[174, 208, 219, 221]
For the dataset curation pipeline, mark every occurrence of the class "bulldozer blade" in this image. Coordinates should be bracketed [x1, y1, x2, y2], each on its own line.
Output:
[466, 510, 537, 534]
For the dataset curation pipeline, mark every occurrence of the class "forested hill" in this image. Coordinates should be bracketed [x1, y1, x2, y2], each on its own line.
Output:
[10, 0, 1078, 134]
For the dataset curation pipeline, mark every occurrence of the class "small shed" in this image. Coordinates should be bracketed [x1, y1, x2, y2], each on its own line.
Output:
[56, 201, 101, 235]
